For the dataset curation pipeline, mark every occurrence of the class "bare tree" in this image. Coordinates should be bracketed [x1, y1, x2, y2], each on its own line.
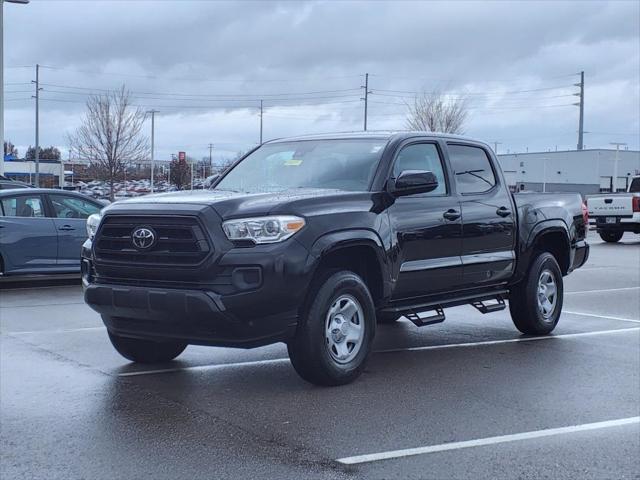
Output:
[68, 86, 148, 200]
[169, 157, 191, 190]
[405, 91, 469, 134]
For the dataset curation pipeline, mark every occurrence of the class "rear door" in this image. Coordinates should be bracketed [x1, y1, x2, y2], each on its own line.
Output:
[47, 193, 102, 267]
[387, 140, 464, 300]
[0, 193, 58, 273]
[446, 143, 516, 287]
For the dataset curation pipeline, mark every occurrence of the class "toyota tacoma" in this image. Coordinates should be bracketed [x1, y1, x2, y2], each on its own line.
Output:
[82, 132, 589, 385]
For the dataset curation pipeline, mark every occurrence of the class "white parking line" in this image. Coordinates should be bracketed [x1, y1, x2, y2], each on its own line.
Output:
[6, 326, 105, 335]
[376, 327, 640, 353]
[117, 327, 640, 377]
[563, 311, 640, 324]
[336, 416, 640, 465]
[565, 286, 640, 295]
[118, 358, 289, 377]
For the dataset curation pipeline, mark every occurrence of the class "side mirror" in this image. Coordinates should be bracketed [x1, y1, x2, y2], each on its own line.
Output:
[204, 174, 220, 189]
[391, 170, 439, 196]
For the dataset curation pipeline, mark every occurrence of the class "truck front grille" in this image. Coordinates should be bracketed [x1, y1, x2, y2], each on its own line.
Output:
[94, 215, 211, 266]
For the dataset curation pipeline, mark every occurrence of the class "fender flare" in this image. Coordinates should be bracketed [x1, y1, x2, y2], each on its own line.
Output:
[515, 219, 571, 282]
[306, 229, 392, 299]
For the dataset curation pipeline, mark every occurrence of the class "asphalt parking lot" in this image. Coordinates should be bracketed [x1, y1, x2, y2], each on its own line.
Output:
[1, 233, 639, 480]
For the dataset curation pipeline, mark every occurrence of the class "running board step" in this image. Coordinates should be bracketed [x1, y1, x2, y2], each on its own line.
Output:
[471, 296, 506, 314]
[405, 307, 445, 327]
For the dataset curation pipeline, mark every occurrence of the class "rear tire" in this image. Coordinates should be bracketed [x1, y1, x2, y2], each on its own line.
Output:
[599, 231, 623, 243]
[509, 252, 563, 335]
[288, 270, 376, 386]
[108, 331, 187, 363]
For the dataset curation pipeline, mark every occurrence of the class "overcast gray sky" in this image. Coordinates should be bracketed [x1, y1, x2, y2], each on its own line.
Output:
[3, 0, 639, 163]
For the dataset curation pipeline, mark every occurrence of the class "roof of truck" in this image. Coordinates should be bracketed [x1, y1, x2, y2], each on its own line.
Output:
[265, 130, 487, 145]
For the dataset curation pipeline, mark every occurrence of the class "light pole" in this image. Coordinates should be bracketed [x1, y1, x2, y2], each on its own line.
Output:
[0, 0, 29, 176]
[146, 110, 158, 193]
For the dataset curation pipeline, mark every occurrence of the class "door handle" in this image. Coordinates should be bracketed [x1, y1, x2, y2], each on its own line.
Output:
[58, 225, 75, 231]
[443, 209, 461, 221]
[496, 206, 512, 217]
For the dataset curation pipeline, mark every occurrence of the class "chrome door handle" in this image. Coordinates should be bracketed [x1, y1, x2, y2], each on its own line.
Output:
[496, 207, 512, 217]
[443, 209, 461, 221]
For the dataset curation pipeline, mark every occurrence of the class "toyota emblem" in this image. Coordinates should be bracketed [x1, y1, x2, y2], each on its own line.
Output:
[131, 227, 156, 250]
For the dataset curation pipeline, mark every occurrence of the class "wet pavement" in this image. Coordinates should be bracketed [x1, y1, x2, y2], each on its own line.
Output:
[1, 233, 639, 479]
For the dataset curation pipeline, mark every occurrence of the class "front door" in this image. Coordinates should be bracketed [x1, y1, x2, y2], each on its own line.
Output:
[48, 193, 102, 267]
[446, 143, 517, 287]
[0, 193, 58, 273]
[387, 141, 463, 300]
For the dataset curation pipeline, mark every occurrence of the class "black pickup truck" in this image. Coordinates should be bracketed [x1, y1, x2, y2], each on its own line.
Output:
[82, 132, 589, 385]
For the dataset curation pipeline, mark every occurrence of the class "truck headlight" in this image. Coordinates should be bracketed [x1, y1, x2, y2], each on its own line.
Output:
[222, 215, 305, 244]
[86, 213, 102, 240]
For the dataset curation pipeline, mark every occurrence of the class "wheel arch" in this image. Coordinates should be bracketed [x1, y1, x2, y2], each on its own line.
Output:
[307, 230, 391, 308]
[520, 221, 571, 278]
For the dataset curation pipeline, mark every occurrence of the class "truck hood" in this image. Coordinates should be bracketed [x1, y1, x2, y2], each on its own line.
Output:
[109, 188, 349, 219]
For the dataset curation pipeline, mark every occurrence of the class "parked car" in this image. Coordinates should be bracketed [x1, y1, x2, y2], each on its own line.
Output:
[82, 132, 589, 385]
[0, 188, 106, 276]
[0, 175, 33, 190]
[587, 176, 640, 242]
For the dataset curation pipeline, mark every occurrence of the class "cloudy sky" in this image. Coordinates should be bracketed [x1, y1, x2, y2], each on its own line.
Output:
[3, 0, 639, 164]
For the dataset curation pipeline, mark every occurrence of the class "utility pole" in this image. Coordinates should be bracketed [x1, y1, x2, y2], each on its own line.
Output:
[32, 63, 41, 186]
[259, 100, 263, 144]
[492, 141, 502, 154]
[361, 73, 370, 131]
[610, 142, 627, 193]
[574, 71, 584, 150]
[208, 143, 213, 175]
[1, 0, 30, 176]
[147, 109, 158, 193]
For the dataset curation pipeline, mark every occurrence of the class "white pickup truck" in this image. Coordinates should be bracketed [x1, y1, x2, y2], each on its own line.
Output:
[587, 176, 640, 242]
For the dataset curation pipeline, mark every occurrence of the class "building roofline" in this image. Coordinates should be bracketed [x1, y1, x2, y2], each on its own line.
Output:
[498, 148, 640, 157]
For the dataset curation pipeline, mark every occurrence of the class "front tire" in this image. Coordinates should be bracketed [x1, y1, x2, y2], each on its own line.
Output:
[108, 331, 187, 363]
[288, 270, 376, 386]
[599, 231, 623, 243]
[509, 252, 563, 335]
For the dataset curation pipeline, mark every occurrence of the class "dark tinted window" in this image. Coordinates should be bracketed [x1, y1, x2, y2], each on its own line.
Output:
[50, 194, 101, 219]
[629, 177, 640, 193]
[393, 143, 447, 195]
[448, 145, 496, 194]
[1, 195, 45, 217]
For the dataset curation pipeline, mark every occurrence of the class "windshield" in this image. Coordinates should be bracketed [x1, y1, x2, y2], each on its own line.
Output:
[214, 139, 387, 193]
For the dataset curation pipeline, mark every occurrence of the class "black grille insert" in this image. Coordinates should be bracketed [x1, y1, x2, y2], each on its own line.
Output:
[94, 215, 211, 266]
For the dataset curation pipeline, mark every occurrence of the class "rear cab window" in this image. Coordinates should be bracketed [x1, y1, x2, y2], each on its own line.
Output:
[448, 144, 497, 195]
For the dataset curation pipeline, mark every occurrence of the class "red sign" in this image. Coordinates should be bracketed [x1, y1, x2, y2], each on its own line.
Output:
[178, 151, 186, 161]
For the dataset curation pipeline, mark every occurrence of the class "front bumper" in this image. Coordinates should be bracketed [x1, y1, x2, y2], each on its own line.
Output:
[82, 237, 314, 348]
[84, 282, 297, 348]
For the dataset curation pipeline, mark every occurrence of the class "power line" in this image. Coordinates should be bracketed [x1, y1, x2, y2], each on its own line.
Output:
[39, 82, 362, 98]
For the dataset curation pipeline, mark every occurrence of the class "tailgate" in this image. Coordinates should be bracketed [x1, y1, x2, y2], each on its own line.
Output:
[587, 195, 633, 217]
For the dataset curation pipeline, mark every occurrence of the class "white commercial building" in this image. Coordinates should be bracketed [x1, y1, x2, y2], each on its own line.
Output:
[497, 149, 640, 196]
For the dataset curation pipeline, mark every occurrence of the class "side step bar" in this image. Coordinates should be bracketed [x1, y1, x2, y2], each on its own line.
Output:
[380, 290, 509, 328]
[405, 307, 445, 327]
[471, 295, 506, 314]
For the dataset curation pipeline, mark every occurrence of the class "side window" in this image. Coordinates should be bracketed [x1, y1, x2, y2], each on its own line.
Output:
[49, 195, 101, 219]
[393, 143, 447, 195]
[0, 195, 45, 217]
[448, 145, 497, 195]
